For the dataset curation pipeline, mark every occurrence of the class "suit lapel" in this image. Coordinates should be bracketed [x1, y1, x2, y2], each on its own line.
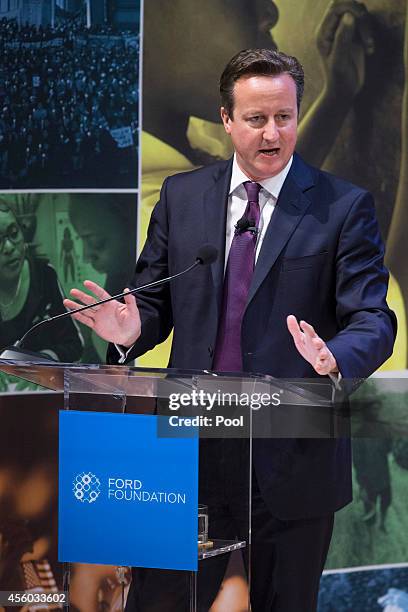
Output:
[202, 159, 232, 313]
[247, 155, 316, 306]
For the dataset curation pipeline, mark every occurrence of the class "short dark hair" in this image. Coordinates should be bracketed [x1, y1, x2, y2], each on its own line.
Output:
[0, 200, 25, 242]
[220, 48, 304, 118]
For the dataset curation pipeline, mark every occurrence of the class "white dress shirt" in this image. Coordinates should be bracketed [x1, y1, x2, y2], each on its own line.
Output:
[225, 154, 293, 268]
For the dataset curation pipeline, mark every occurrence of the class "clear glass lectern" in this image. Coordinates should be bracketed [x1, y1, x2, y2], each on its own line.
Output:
[0, 359, 340, 612]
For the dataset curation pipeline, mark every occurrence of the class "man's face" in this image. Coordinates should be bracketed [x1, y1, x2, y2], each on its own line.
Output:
[221, 74, 298, 180]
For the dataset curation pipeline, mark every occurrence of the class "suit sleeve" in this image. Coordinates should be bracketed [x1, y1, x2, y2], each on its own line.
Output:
[326, 191, 397, 380]
[107, 178, 173, 364]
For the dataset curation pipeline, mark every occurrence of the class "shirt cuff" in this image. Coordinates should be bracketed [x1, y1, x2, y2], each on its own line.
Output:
[114, 343, 135, 364]
[328, 370, 342, 390]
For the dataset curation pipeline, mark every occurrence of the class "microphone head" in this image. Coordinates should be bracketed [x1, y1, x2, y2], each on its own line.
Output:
[196, 244, 218, 266]
[235, 217, 249, 232]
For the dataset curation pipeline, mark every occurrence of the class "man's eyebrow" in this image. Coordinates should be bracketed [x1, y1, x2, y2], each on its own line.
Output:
[243, 107, 295, 115]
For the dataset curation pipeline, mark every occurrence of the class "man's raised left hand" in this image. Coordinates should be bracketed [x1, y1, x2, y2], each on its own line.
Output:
[287, 315, 338, 375]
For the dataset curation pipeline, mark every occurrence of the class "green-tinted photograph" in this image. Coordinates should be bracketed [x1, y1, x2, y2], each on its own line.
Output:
[0, 192, 137, 390]
[327, 377, 408, 570]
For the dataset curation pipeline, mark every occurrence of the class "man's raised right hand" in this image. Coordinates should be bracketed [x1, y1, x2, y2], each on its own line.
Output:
[63, 280, 141, 348]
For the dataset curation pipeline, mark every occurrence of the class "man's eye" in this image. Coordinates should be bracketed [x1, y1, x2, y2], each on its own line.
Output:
[248, 116, 262, 123]
[277, 114, 290, 121]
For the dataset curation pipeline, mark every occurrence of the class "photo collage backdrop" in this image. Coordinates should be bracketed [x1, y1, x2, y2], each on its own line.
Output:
[0, 0, 140, 389]
[1, 0, 408, 610]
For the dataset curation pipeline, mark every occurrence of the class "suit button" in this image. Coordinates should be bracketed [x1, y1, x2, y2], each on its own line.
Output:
[208, 346, 214, 356]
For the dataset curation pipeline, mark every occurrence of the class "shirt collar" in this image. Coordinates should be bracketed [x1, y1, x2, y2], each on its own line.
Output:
[229, 154, 293, 199]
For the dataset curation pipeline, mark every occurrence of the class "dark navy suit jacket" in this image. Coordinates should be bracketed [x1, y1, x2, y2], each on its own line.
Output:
[108, 153, 396, 520]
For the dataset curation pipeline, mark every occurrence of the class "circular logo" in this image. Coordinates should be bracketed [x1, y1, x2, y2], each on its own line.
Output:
[73, 471, 101, 503]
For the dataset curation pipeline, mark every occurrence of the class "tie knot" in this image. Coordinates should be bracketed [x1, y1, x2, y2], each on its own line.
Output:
[243, 181, 261, 202]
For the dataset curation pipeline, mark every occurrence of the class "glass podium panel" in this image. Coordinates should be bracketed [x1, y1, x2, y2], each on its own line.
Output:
[0, 359, 345, 611]
[62, 367, 253, 612]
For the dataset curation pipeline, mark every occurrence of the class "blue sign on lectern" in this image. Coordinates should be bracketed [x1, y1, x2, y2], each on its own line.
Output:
[58, 411, 198, 571]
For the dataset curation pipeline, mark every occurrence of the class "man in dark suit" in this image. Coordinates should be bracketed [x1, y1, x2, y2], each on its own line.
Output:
[65, 49, 396, 611]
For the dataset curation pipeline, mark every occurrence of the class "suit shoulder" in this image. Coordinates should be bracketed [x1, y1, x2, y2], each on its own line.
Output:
[164, 159, 231, 189]
[292, 153, 370, 201]
[314, 166, 370, 200]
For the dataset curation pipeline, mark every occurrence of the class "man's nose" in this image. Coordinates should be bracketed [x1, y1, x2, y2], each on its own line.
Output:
[263, 119, 279, 142]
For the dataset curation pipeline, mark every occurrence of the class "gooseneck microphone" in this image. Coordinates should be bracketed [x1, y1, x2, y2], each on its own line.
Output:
[0, 244, 218, 362]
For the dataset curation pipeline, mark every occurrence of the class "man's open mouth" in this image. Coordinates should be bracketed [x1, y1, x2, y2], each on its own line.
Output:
[259, 148, 279, 156]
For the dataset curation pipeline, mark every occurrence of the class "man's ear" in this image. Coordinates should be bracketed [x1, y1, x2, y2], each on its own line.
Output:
[220, 107, 232, 134]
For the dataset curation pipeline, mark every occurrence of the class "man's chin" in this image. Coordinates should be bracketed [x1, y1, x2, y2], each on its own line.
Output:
[255, 155, 287, 178]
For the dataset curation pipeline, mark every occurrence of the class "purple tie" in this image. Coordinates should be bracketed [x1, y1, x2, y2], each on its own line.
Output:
[213, 181, 261, 371]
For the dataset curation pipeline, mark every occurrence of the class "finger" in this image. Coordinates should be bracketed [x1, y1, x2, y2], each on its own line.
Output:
[299, 320, 318, 338]
[316, 359, 334, 375]
[287, 315, 306, 353]
[64, 298, 96, 321]
[327, 0, 369, 17]
[123, 288, 138, 315]
[287, 315, 303, 341]
[354, 12, 374, 55]
[333, 12, 374, 57]
[83, 279, 112, 301]
[315, 362, 330, 375]
[316, 350, 336, 374]
[312, 337, 325, 351]
[69, 310, 96, 329]
[63, 297, 98, 313]
[63, 298, 81, 311]
[330, 13, 363, 62]
[69, 287, 98, 306]
[317, 346, 330, 361]
[317, 0, 368, 55]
